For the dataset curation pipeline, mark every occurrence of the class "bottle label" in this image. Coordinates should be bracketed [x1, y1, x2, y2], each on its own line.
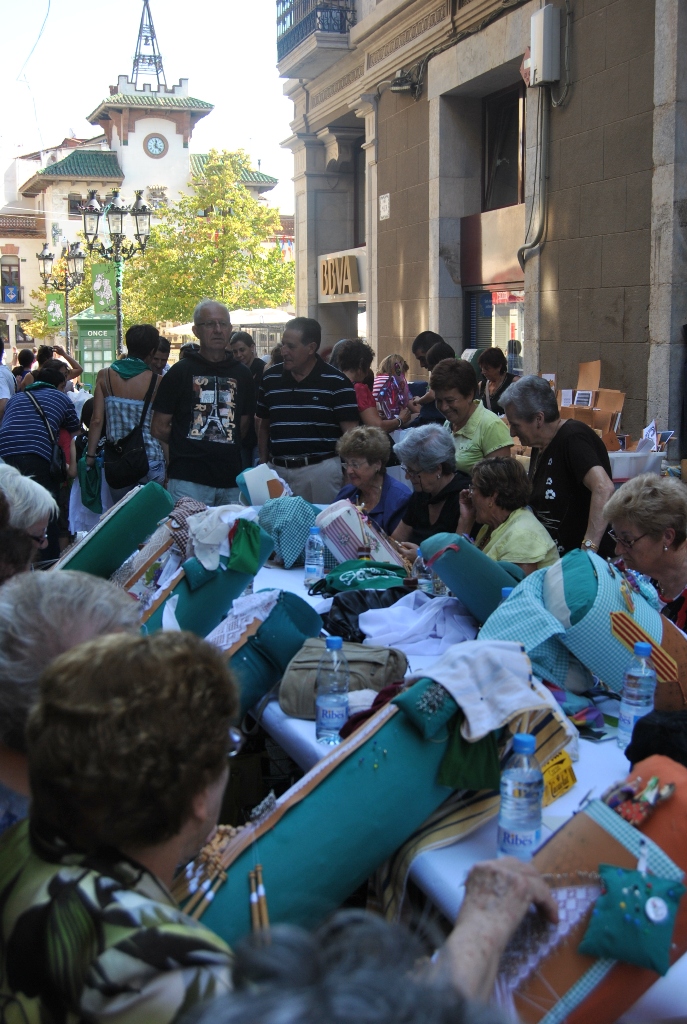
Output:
[304, 562, 324, 579]
[316, 701, 348, 733]
[497, 825, 541, 860]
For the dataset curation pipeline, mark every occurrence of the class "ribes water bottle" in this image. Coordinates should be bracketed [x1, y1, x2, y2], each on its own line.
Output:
[497, 733, 544, 861]
[304, 526, 325, 588]
[315, 637, 350, 745]
[617, 641, 656, 752]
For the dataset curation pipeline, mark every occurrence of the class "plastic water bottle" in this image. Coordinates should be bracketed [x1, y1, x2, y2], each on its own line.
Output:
[617, 641, 656, 752]
[315, 636, 350, 745]
[497, 734, 544, 861]
[304, 526, 325, 588]
[412, 549, 434, 595]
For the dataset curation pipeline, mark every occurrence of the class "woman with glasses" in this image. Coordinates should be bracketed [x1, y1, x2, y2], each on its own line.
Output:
[603, 473, 687, 630]
[456, 457, 558, 575]
[0, 463, 58, 563]
[391, 424, 466, 561]
[335, 426, 411, 534]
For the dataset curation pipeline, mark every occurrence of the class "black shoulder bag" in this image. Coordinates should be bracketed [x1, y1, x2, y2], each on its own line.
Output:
[24, 389, 67, 485]
[103, 372, 158, 489]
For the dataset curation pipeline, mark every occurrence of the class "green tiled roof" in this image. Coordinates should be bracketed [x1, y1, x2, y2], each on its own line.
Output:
[89, 93, 213, 120]
[190, 154, 277, 186]
[37, 150, 123, 179]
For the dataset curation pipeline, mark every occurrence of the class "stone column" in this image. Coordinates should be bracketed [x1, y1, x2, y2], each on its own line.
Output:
[427, 93, 482, 352]
[284, 129, 359, 350]
[647, 0, 687, 452]
[353, 94, 378, 354]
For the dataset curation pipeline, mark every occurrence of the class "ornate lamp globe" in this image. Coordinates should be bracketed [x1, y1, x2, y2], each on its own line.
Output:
[106, 189, 129, 238]
[83, 191, 102, 247]
[131, 190, 152, 244]
[68, 243, 87, 284]
[36, 242, 55, 284]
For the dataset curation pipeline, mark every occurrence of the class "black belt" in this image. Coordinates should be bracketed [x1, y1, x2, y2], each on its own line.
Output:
[271, 453, 338, 469]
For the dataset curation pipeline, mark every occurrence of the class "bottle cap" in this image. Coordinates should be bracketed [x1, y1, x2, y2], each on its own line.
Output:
[634, 641, 653, 658]
[501, 587, 514, 600]
[325, 636, 343, 650]
[512, 733, 536, 755]
[417, 546, 423, 558]
[309, 526, 320, 535]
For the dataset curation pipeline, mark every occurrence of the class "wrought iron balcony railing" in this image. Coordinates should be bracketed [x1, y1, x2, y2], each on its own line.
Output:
[277, 0, 356, 61]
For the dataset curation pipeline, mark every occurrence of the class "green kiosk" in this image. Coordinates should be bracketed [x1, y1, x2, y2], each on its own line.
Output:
[71, 306, 117, 389]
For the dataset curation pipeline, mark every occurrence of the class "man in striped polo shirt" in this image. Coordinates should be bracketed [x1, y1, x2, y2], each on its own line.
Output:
[256, 318, 359, 503]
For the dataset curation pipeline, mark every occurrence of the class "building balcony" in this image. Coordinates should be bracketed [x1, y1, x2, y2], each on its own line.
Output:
[0, 286, 25, 307]
[277, 0, 355, 79]
[0, 214, 46, 239]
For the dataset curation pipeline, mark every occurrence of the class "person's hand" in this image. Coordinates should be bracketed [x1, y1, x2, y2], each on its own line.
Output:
[399, 406, 412, 425]
[53, 344, 66, 357]
[433, 858, 557, 1001]
[458, 488, 474, 519]
[397, 541, 418, 562]
[460, 858, 558, 933]
[407, 399, 421, 414]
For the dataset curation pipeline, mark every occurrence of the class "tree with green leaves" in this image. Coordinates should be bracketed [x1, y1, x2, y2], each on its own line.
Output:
[124, 149, 294, 324]
[25, 149, 294, 337]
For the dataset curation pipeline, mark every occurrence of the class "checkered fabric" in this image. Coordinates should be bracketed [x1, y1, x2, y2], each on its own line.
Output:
[480, 568, 572, 687]
[258, 496, 336, 570]
[584, 800, 684, 881]
[538, 959, 616, 1024]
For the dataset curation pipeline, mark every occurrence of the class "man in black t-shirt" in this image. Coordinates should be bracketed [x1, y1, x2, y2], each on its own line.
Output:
[502, 375, 615, 557]
[151, 301, 254, 506]
[256, 317, 359, 503]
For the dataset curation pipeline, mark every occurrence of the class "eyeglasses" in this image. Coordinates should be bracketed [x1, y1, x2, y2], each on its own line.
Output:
[227, 726, 245, 759]
[28, 530, 48, 544]
[608, 529, 648, 549]
[342, 460, 368, 470]
[402, 466, 422, 479]
[196, 320, 231, 330]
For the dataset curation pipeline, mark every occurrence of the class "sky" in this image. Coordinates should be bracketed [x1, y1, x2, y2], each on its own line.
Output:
[0, 0, 296, 213]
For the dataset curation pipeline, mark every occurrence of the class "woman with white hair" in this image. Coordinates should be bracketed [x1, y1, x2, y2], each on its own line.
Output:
[392, 424, 466, 561]
[0, 571, 140, 832]
[0, 463, 58, 559]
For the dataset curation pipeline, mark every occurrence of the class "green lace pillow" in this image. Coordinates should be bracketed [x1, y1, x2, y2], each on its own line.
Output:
[393, 678, 458, 738]
[578, 864, 685, 976]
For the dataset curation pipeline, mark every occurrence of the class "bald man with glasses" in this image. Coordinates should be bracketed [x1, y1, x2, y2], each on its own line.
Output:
[152, 300, 255, 506]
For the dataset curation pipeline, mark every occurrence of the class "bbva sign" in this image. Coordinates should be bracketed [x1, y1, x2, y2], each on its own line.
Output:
[319, 254, 360, 297]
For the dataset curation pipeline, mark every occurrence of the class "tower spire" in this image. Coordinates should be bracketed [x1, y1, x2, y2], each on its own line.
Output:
[132, 0, 167, 90]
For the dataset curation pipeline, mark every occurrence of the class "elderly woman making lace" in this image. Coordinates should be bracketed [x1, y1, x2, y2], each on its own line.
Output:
[392, 424, 467, 561]
[603, 473, 687, 630]
[335, 426, 411, 534]
[457, 457, 559, 575]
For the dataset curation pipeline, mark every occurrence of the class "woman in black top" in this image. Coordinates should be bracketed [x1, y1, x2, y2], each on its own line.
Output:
[230, 331, 264, 468]
[477, 348, 515, 418]
[392, 423, 470, 561]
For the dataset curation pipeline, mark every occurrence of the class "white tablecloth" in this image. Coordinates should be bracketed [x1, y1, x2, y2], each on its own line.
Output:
[251, 562, 687, 1021]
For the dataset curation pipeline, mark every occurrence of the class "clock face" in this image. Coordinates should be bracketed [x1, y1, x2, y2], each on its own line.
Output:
[144, 133, 167, 158]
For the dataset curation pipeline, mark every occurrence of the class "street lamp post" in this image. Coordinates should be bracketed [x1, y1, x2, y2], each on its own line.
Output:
[82, 188, 151, 354]
[36, 241, 86, 356]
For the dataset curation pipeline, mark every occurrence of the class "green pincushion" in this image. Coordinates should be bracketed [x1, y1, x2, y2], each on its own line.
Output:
[578, 864, 686, 975]
[393, 678, 458, 738]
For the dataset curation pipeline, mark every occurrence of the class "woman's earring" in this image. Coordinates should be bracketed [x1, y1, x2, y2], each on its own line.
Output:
[664, 545, 669, 552]
[437, 473, 441, 479]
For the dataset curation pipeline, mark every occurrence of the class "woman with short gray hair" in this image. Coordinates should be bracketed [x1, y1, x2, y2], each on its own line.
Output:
[392, 424, 467, 560]
[0, 463, 58, 558]
[0, 571, 140, 833]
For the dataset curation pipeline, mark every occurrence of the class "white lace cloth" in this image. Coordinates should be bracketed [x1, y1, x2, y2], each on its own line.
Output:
[187, 504, 259, 570]
[203, 590, 281, 650]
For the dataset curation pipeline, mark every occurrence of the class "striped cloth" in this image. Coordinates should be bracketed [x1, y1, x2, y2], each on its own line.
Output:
[104, 395, 164, 464]
[0, 386, 79, 463]
[379, 696, 572, 921]
[256, 356, 358, 458]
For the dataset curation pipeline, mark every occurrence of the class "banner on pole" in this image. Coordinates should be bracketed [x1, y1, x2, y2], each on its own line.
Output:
[46, 292, 65, 328]
[92, 263, 117, 313]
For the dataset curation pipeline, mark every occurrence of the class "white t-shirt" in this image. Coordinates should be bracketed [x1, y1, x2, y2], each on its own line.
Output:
[0, 363, 16, 402]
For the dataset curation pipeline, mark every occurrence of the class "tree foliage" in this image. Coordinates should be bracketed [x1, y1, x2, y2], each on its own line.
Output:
[125, 150, 294, 324]
[25, 150, 294, 336]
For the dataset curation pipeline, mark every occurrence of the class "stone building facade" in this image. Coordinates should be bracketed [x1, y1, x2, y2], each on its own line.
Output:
[279, 0, 687, 440]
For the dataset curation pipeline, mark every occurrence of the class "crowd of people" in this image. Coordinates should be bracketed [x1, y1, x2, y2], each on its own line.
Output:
[0, 305, 684, 1021]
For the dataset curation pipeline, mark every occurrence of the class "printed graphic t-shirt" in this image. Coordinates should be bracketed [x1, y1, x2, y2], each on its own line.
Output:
[153, 352, 255, 488]
[529, 419, 613, 557]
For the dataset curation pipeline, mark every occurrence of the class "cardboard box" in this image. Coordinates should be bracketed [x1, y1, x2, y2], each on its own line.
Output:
[556, 361, 625, 450]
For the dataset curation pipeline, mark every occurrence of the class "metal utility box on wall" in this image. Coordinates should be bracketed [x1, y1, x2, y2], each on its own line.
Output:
[530, 5, 560, 85]
[72, 306, 117, 389]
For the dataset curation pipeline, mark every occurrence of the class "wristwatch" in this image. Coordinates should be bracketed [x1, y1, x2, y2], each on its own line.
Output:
[581, 539, 598, 552]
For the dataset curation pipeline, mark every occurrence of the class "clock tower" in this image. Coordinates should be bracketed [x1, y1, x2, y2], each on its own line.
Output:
[85, 1, 212, 203]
